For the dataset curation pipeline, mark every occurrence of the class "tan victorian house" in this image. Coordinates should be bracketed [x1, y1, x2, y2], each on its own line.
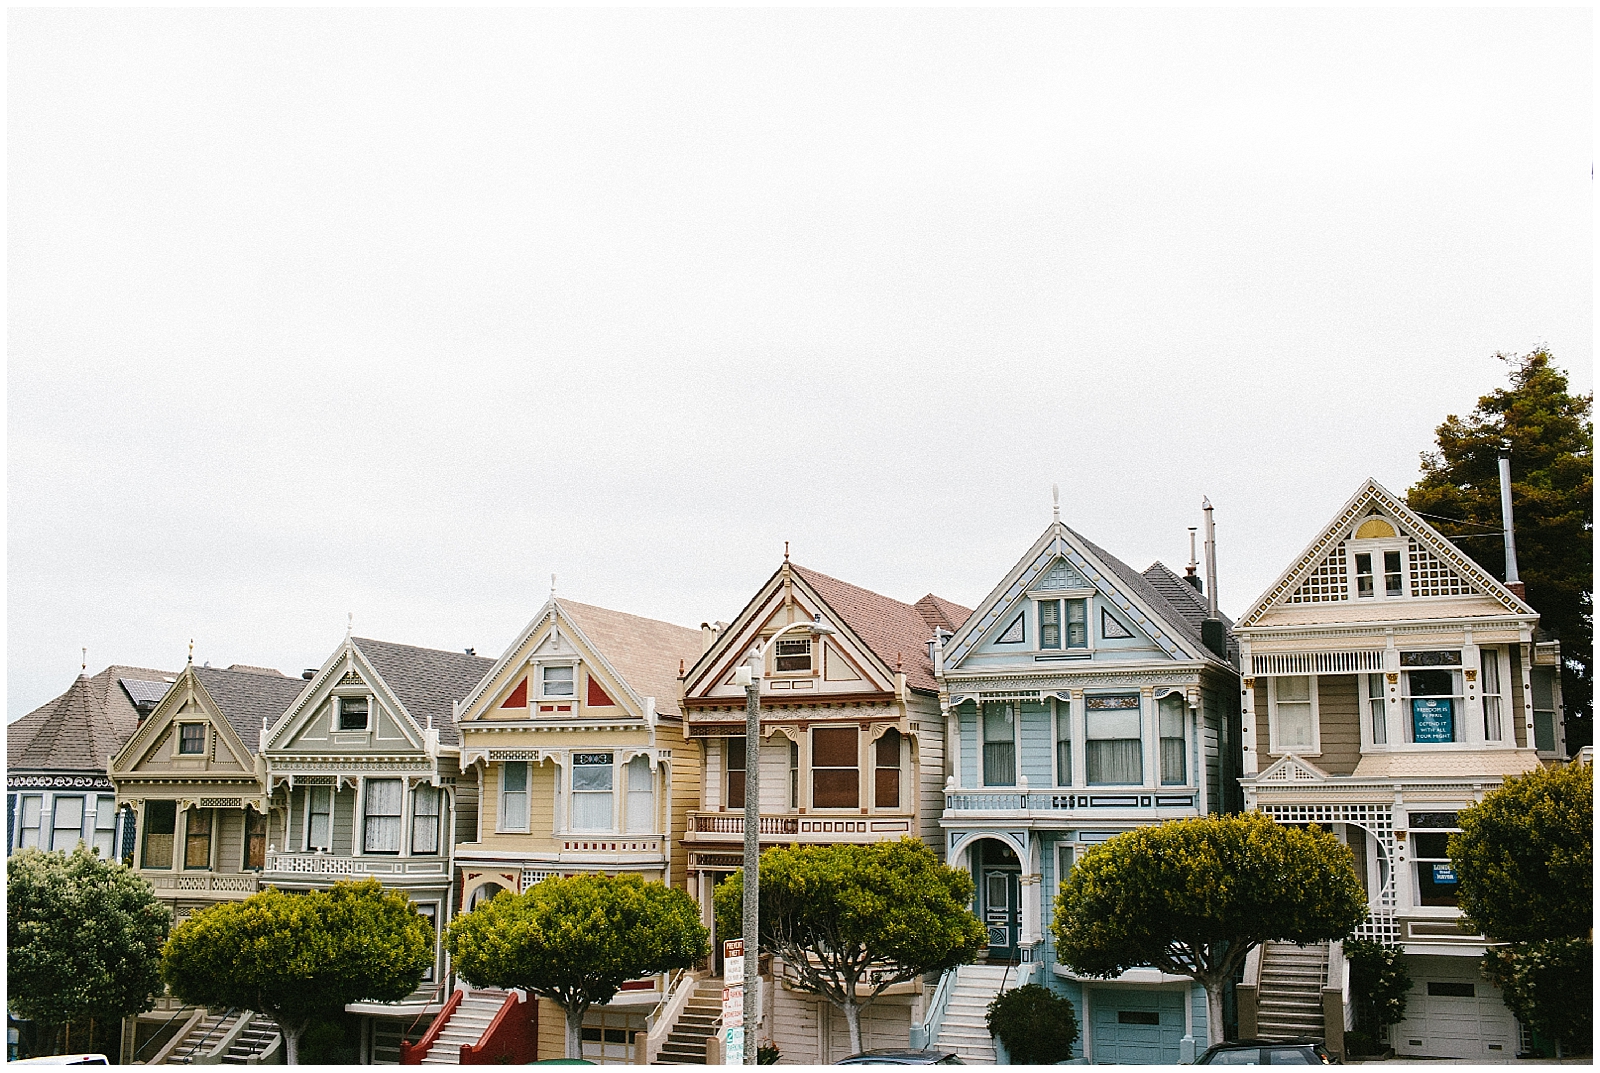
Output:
[1236, 479, 1563, 1061]
[448, 598, 703, 1064]
[678, 559, 969, 1064]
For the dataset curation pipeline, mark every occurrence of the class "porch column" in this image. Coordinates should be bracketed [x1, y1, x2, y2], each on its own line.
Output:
[1070, 690, 1087, 787]
[1140, 687, 1158, 789]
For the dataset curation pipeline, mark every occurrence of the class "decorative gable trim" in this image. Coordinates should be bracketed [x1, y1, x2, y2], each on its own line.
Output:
[1250, 753, 1332, 784]
[265, 639, 424, 753]
[1238, 479, 1534, 627]
[109, 668, 257, 777]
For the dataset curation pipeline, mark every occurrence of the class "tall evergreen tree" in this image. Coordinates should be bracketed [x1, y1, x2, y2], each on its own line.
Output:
[1407, 349, 1592, 751]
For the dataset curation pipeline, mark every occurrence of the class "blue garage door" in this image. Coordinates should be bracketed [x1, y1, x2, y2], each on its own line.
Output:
[1091, 988, 1184, 1064]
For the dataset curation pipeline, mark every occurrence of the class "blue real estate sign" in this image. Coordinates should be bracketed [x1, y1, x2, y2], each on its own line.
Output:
[1411, 698, 1455, 744]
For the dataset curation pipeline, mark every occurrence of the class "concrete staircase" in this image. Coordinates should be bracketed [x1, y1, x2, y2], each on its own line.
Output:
[936, 964, 1013, 1062]
[418, 989, 511, 1064]
[1256, 942, 1328, 1040]
[162, 1009, 246, 1064]
[655, 979, 723, 1064]
[219, 1013, 279, 1064]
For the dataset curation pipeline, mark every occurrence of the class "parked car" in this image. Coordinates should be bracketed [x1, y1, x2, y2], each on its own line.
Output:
[10, 1056, 111, 1065]
[1197, 1039, 1339, 1065]
[836, 1048, 967, 1064]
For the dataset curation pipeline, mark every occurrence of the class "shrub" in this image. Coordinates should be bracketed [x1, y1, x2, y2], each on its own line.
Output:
[1345, 939, 1411, 1040]
[757, 1042, 781, 1065]
[985, 983, 1078, 1064]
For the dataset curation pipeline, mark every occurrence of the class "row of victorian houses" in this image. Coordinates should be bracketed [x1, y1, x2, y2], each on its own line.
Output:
[6, 479, 1571, 1065]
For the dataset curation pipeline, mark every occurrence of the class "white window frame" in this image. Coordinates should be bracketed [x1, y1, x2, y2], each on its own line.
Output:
[1033, 594, 1093, 653]
[625, 755, 655, 834]
[499, 761, 530, 833]
[176, 722, 207, 755]
[570, 753, 616, 833]
[1479, 648, 1506, 744]
[417, 902, 439, 982]
[1400, 660, 1464, 745]
[411, 784, 442, 854]
[1052, 697, 1073, 788]
[980, 702, 1019, 788]
[1084, 693, 1143, 786]
[1156, 691, 1190, 787]
[337, 695, 370, 731]
[1346, 537, 1409, 601]
[304, 786, 334, 851]
[51, 795, 85, 851]
[539, 662, 578, 700]
[91, 794, 116, 858]
[771, 636, 813, 675]
[1268, 675, 1321, 756]
[363, 778, 404, 855]
[17, 794, 44, 850]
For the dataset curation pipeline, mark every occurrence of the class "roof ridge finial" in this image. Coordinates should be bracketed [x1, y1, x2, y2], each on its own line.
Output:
[347, 612, 353, 640]
[551, 573, 557, 598]
[187, 639, 194, 665]
[784, 540, 790, 563]
[82, 647, 87, 673]
[1052, 483, 1060, 523]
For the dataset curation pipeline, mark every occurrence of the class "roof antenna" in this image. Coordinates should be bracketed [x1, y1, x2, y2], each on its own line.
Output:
[1052, 484, 1060, 523]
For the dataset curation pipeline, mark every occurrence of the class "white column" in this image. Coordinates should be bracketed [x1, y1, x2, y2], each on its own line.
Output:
[1383, 636, 1404, 746]
[1071, 691, 1087, 787]
[1461, 639, 1483, 746]
[1141, 687, 1158, 789]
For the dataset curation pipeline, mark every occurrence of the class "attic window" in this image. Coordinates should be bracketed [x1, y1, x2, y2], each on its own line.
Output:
[339, 697, 369, 731]
[178, 724, 206, 755]
[542, 665, 575, 697]
[775, 638, 812, 673]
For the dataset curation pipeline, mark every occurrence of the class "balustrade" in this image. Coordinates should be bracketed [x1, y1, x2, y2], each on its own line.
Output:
[943, 790, 1197, 812]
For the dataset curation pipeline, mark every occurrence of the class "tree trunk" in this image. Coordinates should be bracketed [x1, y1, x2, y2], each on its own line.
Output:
[565, 1002, 588, 1060]
[1204, 978, 1226, 1048]
[842, 1001, 864, 1056]
[284, 1023, 305, 1065]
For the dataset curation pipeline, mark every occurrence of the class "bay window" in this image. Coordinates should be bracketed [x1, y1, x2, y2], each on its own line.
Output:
[411, 784, 441, 854]
[812, 727, 859, 809]
[500, 761, 529, 832]
[364, 779, 403, 853]
[1402, 652, 1462, 744]
[184, 807, 212, 868]
[306, 786, 333, 850]
[982, 703, 1016, 786]
[1158, 694, 1186, 785]
[143, 800, 176, 868]
[1086, 694, 1141, 785]
[572, 754, 615, 831]
[1531, 668, 1558, 753]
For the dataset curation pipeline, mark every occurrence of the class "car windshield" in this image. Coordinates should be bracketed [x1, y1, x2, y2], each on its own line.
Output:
[1206, 1047, 1263, 1064]
[1267, 1048, 1318, 1064]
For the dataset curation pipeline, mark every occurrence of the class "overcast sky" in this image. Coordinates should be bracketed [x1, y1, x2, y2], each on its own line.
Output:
[8, 8, 1592, 721]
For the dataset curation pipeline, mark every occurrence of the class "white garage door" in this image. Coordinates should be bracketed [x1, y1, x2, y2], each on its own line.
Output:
[1394, 979, 1518, 1060]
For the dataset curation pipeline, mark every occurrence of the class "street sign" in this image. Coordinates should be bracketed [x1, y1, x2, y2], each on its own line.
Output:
[724, 1024, 744, 1065]
[723, 938, 746, 1063]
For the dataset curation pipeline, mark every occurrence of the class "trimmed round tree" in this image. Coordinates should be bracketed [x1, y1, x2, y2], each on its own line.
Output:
[1053, 813, 1367, 1047]
[8, 845, 170, 1056]
[446, 872, 708, 1059]
[161, 878, 434, 1064]
[713, 838, 988, 1056]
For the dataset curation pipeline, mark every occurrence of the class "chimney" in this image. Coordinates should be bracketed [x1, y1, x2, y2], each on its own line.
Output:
[701, 623, 718, 653]
[1200, 499, 1228, 658]
[1184, 527, 1203, 592]
[1498, 447, 1526, 600]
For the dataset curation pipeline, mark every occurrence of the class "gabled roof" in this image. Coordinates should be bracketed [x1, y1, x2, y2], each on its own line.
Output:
[789, 564, 971, 693]
[553, 601, 702, 719]
[1141, 561, 1235, 637]
[8, 664, 175, 773]
[1236, 477, 1537, 628]
[350, 639, 496, 746]
[192, 665, 308, 755]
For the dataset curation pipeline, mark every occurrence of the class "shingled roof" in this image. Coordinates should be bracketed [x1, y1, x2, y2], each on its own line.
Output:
[8, 664, 176, 773]
[557, 601, 703, 719]
[351, 639, 496, 746]
[789, 564, 971, 693]
[192, 665, 309, 755]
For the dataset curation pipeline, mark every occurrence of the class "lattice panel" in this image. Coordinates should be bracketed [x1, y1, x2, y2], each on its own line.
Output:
[1287, 543, 1349, 603]
[520, 868, 558, 890]
[1258, 802, 1398, 943]
[1407, 539, 1475, 597]
[1040, 559, 1089, 590]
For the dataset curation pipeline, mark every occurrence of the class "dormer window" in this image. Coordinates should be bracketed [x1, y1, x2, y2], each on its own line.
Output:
[338, 697, 369, 731]
[774, 638, 812, 673]
[542, 665, 575, 697]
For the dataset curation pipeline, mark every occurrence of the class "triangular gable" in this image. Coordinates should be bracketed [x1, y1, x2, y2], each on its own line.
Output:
[1252, 753, 1332, 784]
[265, 637, 425, 753]
[1237, 479, 1536, 627]
[454, 599, 651, 724]
[683, 564, 899, 703]
[111, 667, 256, 776]
[943, 525, 1208, 670]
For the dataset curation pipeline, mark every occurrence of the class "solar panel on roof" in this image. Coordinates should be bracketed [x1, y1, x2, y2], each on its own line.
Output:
[120, 678, 172, 706]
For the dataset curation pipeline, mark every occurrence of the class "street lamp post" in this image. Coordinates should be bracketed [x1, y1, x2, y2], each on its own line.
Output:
[731, 616, 835, 1064]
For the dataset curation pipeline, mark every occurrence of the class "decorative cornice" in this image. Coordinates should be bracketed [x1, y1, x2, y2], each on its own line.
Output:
[269, 756, 434, 772]
[8, 773, 114, 791]
[684, 690, 897, 712]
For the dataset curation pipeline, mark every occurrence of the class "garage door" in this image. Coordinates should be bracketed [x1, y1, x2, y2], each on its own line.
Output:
[1394, 979, 1518, 1060]
[1090, 988, 1184, 1064]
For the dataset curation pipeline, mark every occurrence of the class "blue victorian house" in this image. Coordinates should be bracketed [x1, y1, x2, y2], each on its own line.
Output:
[928, 507, 1242, 1063]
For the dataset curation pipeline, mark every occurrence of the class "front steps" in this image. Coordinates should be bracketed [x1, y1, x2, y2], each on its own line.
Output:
[655, 979, 723, 1064]
[220, 1013, 280, 1064]
[1256, 941, 1328, 1040]
[936, 964, 1014, 1062]
[417, 989, 512, 1064]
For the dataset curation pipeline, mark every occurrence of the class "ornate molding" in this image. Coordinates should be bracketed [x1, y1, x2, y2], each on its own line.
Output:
[8, 773, 113, 791]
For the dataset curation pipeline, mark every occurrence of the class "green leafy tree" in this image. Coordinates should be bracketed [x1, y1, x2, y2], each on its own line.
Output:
[1449, 761, 1591, 941]
[1482, 938, 1592, 1056]
[161, 878, 434, 1064]
[1407, 349, 1593, 750]
[1053, 813, 1367, 1047]
[8, 845, 169, 1056]
[1450, 762, 1593, 1056]
[985, 983, 1079, 1064]
[714, 838, 987, 1055]
[1343, 939, 1412, 1051]
[447, 872, 708, 1059]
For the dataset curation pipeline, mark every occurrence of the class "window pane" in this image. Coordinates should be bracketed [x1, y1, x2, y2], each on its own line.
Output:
[726, 772, 746, 809]
[1277, 676, 1312, 703]
[543, 666, 575, 696]
[1384, 551, 1403, 596]
[365, 780, 403, 853]
[1056, 738, 1072, 787]
[52, 797, 84, 850]
[1065, 599, 1087, 648]
[573, 763, 614, 792]
[1087, 740, 1141, 785]
[983, 742, 1015, 786]
[628, 755, 652, 791]
[1278, 703, 1314, 748]
[983, 704, 1013, 743]
[502, 761, 529, 792]
[1366, 673, 1388, 744]
[572, 790, 613, 831]
[1161, 738, 1186, 785]
[875, 730, 900, 808]
[308, 787, 332, 849]
[876, 728, 901, 767]
[812, 727, 857, 767]
[626, 756, 654, 833]
[179, 724, 205, 754]
[339, 698, 368, 730]
[143, 800, 176, 868]
[1355, 553, 1374, 597]
[185, 809, 212, 868]
[412, 786, 441, 854]
[245, 811, 267, 869]
[1039, 601, 1060, 649]
[20, 796, 43, 849]
[774, 639, 812, 672]
[500, 763, 528, 830]
[726, 737, 746, 771]
[812, 769, 859, 809]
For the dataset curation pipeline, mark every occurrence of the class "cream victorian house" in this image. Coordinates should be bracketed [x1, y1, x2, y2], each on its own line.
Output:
[677, 558, 969, 1064]
[447, 597, 703, 1064]
[1235, 478, 1564, 1061]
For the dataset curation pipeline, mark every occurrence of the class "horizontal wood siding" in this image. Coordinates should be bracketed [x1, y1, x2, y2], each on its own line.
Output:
[537, 997, 565, 1060]
[454, 777, 480, 847]
[332, 787, 355, 856]
[1317, 674, 1361, 775]
[1202, 686, 1221, 814]
[1253, 683, 1269, 761]
[910, 695, 944, 852]
[214, 809, 243, 874]
[667, 725, 699, 892]
[1510, 646, 1527, 747]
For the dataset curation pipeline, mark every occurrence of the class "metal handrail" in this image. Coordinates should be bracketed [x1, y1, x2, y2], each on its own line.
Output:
[173, 1007, 238, 1061]
[131, 1003, 199, 1062]
[403, 977, 454, 1041]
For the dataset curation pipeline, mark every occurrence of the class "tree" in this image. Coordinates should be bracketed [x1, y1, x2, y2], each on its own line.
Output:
[7, 845, 169, 1056]
[985, 984, 1079, 1064]
[446, 872, 708, 1059]
[1449, 760, 1591, 942]
[713, 838, 987, 1055]
[1343, 939, 1412, 1053]
[161, 878, 434, 1064]
[1407, 349, 1593, 750]
[1451, 762, 1593, 1056]
[1053, 813, 1367, 1047]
